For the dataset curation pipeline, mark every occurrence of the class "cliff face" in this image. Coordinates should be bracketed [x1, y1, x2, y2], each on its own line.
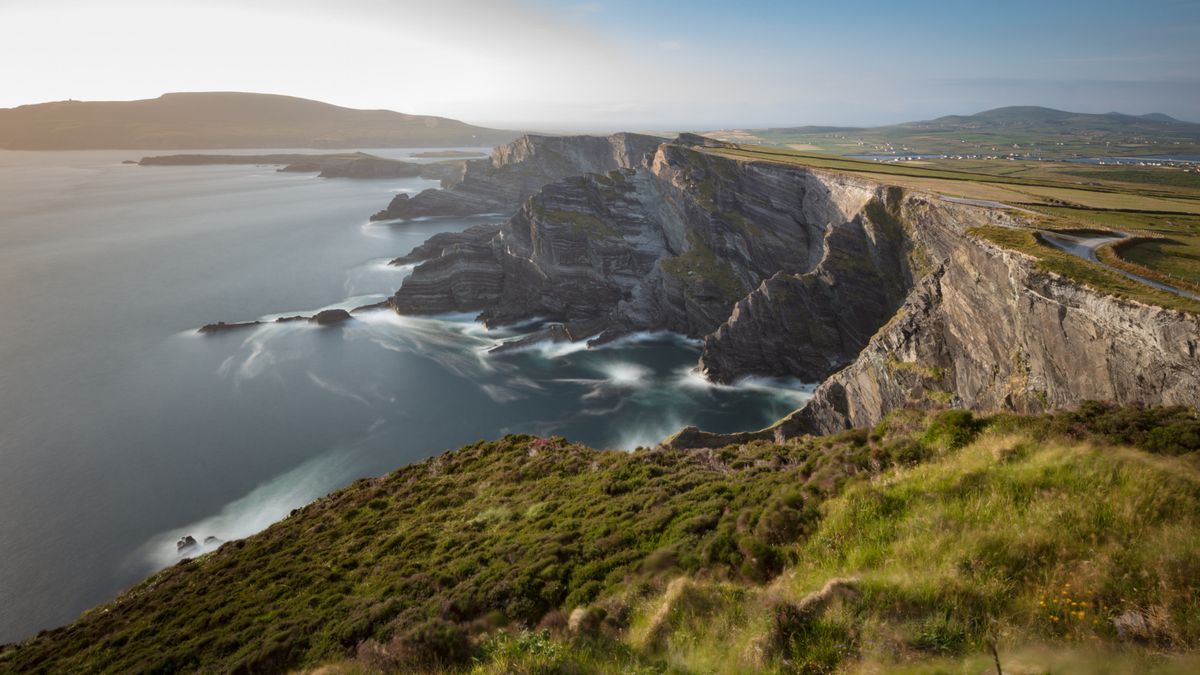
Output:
[697, 190, 920, 383]
[390, 138, 906, 355]
[387, 133, 1200, 437]
[370, 133, 663, 220]
[783, 209, 1200, 435]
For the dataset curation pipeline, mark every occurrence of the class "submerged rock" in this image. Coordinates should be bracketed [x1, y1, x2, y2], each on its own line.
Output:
[197, 320, 262, 335]
[312, 309, 352, 326]
[489, 324, 572, 354]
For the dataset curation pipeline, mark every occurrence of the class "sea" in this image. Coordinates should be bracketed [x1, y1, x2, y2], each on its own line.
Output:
[0, 148, 810, 642]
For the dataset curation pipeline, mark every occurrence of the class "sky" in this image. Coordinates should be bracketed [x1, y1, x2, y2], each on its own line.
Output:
[1, 0, 1198, 130]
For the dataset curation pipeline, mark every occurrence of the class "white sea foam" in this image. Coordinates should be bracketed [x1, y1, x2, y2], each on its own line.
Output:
[133, 441, 366, 571]
[306, 371, 373, 407]
[608, 415, 687, 451]
[597, 361, 653, 387]
[676, 366, 815, 405]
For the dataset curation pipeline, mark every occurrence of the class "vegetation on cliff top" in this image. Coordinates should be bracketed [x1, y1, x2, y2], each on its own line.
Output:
[969, 225, 1200, 313]
[3, 404, 1199, 674]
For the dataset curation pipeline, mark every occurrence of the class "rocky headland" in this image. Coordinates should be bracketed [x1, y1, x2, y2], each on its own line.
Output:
[382, 132, 1200, 439]
[369, 133, 664, 220]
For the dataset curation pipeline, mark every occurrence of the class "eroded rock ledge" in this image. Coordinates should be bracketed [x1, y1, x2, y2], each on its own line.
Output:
[369, 133, 663, 221]
[389, 134, 920, 372]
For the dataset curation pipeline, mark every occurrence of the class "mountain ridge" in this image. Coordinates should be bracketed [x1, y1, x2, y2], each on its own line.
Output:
[767, 105, 1197, 134]
[0, 92, 520, 150]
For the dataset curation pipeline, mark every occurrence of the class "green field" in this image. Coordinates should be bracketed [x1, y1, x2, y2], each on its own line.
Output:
[710, 107, 1200, 161]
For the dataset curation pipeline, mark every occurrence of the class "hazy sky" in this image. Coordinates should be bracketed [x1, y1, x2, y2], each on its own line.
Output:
[2, 0, 1199, 129]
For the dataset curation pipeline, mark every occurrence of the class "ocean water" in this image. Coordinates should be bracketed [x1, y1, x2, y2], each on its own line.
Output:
[0, 149, 810, 643]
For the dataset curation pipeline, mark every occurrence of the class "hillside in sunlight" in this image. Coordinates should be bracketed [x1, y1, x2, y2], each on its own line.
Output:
[0, 92, 519, 149]
[2, 403, 1198, 674]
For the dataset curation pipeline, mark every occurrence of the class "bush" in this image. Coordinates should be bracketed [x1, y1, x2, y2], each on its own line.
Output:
[389, 618, 473, 669]
[922, 409, 985, 450]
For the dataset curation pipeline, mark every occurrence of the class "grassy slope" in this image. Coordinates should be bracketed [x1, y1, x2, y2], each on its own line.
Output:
[2, 406, 1199, 674]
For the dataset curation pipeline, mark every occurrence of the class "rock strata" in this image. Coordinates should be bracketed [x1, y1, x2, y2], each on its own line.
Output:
[391, 135, 894, 355]
[389, 224, 503, 266]
[388, 132, 1200, 438]
[370, 133, 663, 221]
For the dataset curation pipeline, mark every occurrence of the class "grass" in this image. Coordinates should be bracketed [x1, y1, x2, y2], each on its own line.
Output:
[1066, 167, 1200, 190]
[722, 120, 1200, 162]
[968, 225, 1200, 313]
[1099, 240, 1200, 295]
[3, 405, 1199, 674]
[1019, 205, 1200, 288]
[660, 231, 746, 303]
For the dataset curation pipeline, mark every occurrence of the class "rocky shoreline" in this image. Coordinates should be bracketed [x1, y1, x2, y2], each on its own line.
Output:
[198, 308, 353, 334]
[375, 132, 1200, 439]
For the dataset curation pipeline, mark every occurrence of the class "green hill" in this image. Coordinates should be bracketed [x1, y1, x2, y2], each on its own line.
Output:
[0, 92, 519, 150]
[734, 106, 1200, 159]
[2, 403, 1198, 674]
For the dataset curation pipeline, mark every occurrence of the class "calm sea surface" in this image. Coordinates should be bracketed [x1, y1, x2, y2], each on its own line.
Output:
[0, 148, 808, 642]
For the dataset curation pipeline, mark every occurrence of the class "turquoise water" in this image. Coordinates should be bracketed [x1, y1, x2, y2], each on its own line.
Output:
[0, 149, 809, 642]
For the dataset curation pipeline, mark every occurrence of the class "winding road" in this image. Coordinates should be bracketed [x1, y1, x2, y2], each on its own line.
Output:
[1038, 230, 1200, 302]
[939, 195, 1200, 303]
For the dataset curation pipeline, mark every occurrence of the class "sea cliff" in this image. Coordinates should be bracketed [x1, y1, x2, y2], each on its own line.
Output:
[383, 133, 1200, 437]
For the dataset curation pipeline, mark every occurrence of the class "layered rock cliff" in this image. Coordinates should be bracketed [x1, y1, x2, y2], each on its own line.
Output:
[370, 133, 663, 220]
[386, 133, 1200, 439]
[782, 215, 1200, 435]
[390, 135, 907, 350]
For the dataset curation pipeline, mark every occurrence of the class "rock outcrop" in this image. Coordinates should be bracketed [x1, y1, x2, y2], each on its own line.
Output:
[198, 309, 354, 334]
[389, 224, 503, 266]
[781, 221, 1200, 435]
[698, 191, 920, 383]
[389, 132, 1200, 439]
[369, 133, 663, 221]
[392, 135, 899, 351]
[312, 309, 353, 326]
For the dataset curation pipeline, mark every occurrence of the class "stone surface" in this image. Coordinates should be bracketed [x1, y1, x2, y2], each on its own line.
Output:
[388, 133, 1200, 441]
[369, 133, 663, 220]
[389, 224, 502, 266]
[312, 309, 352, 326]
[198, 320, 262, 335]
[391, 135, 892, 354]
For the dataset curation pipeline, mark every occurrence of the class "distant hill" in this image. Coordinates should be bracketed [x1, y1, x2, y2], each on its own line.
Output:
[719, 105, 1200, 158]
[892, 105, 1199, 135]
[0, 92, 520, 150]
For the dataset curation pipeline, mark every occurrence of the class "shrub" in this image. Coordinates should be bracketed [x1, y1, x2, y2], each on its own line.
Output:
[922, 409, 985, 450]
